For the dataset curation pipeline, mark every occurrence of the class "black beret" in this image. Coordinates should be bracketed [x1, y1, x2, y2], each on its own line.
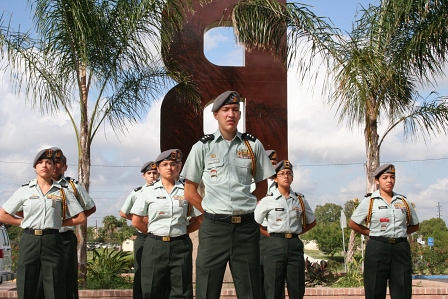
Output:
[275, 160, 293, 173]
[373, 164, 395, 178]
[211, 91, 241, 112]
[155, 150, 178, 164]
[265, 150, 277, 161]
[33, 149, 55, 167]
[141, 161, 157, 173]
[50, 147, 67, 163]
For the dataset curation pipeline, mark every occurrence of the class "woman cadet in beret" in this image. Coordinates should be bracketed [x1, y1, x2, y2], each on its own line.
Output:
[349, 164, 419, 299]
[131, 149, 202, 299]
[0, 148, 86, 299]
[254, 160, 316, 299]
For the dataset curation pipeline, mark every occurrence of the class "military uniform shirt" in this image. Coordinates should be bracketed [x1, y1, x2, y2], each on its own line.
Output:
[121, 184, 150, 233]
[255, 188, 315, 234]
[2, 179, 83, 229]
[181, 129, 275, 214]
[130, 180, 200, 236]
[351, 190, 419, 238]
[59, 177, 96, 233]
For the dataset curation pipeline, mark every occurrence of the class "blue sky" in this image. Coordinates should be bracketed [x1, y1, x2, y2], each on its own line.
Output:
[1, 0, 448, 231]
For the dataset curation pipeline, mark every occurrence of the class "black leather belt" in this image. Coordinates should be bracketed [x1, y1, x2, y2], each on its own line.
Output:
[369, 236, 407, 244]
[204, 211, 254, 224]
[24, 228, 59, 236]
[270, 233, 299, 239]
[136, 232, 148, 238]
[148, 233, 187, 242]
[60, 230, 75, 237]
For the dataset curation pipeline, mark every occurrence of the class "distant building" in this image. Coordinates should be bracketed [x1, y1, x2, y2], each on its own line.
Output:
[122, 236, 135, 252]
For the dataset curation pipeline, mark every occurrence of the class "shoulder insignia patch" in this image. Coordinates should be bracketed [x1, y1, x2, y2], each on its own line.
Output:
[295, 192, 305, 199]
[200, 134, 214, 143]
[66, 176, 79, 184]
[241, 132, 256, 142]
[134, 186, 143, 192]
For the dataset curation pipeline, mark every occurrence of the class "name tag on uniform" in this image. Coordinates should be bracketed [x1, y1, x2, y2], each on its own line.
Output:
[380, 218, 389, 222]
[29, 196, 39, 199]
[275, 208, 284, 211]
[157, 196, 166, 199]
[208, 158, 220, 164]
[378, 206, 388, 209]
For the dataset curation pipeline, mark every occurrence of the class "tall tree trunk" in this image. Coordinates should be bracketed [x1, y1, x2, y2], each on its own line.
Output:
[345, 229, 356, 264]
[77, 65, 91, 288]
[365, 99, 380, 193]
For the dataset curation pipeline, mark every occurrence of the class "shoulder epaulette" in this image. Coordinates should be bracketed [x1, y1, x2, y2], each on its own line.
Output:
[200, 134, 214, 143]
[134, 186, 143, 192]
[241, 132, 256, 142]
[364, 193, 372, 198]
[66, 176, 79, 184]
[178, 177, 186, 185]
[22, 182, 30, 187]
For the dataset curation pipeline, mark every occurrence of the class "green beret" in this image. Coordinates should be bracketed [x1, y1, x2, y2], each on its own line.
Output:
[33, 148, 55, 167]
[275, 160, 293, 173]
[265, 150, 277, 161]
[155, 150, 178, 164]
[141, 161, 157, 173]
[211, 91, 240, 112]
[50, 147, 66, 163]
[373, 164, 395, 178]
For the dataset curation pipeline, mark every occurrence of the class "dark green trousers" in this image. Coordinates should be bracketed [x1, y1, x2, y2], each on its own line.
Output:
[17, 233, 65, 299]
[35, 231, 77, 299]
[260, 234, 269, 299]
[364, 239, 412, 299]
[263, 236, 305, 299]
[141, 235, 193, 299]
[195, 217, 261, 299]
[133, 234, 146, 299]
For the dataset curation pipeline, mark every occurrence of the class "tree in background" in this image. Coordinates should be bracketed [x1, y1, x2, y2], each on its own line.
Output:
[418, 218, 448, 249]
[307, 222, 344, 257]
[0, 0, 197, 285]
[231, 0, 448, 192]
[314, 203, 343, 224]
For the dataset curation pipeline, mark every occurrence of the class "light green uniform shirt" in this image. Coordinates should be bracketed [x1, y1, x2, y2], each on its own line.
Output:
[351, 190, 419, 238]
[130, 180, 200, 237]
[59, 177, 96, 233]
[121, 185, 147, 233]
[2, 179, 83, 229]
[181, 130, 275, 214]
[255, 188, 315, 234]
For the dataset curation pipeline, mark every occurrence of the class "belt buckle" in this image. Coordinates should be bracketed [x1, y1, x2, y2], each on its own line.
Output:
[34, 229, 43, 236]
[285, 233, 292, 239]
[388, 238, 396, 244]
[231, 216, 241, 224]
[162, 236, 171, 242]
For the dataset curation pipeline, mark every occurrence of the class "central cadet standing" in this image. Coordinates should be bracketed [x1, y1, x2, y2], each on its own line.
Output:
[181, 91, 275, 299]
[120, 160, 159, 299]
[131, 150, 202, 299]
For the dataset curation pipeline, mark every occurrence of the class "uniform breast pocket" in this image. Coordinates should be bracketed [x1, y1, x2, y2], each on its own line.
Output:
[274, 208, 287, 222]
[234, 158, 252, 184]
[206, 160, 225, 182]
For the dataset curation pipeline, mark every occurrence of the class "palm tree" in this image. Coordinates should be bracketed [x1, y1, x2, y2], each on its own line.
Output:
[0, 0, 197, 285]
[231, 0, 448, 192]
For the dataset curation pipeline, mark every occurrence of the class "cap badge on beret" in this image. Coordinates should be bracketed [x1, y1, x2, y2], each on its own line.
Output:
[170, 151, 177, 160]
[150, 162, 157, 170]
[46, 149, 53, 158]
[284, 160, 291, 169]
[271, 152, 277, 160]
[54, 150, 62, 158]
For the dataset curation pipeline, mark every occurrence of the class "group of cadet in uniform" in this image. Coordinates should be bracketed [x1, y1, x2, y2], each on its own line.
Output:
[0, 90, 419, 299]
